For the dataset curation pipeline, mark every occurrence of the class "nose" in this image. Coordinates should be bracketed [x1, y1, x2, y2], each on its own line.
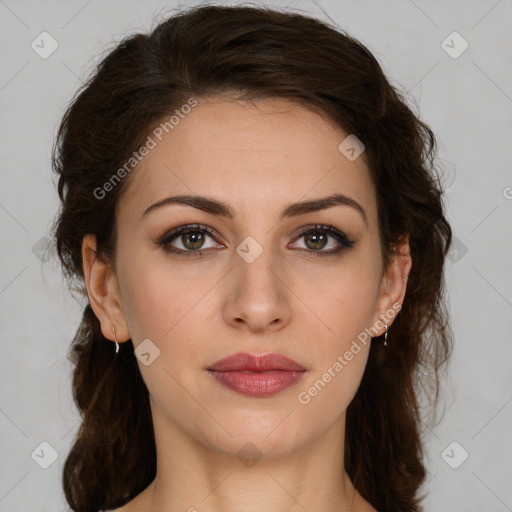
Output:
[222, 244, 292, 334]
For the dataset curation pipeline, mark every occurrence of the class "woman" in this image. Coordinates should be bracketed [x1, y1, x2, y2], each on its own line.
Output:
[51, 4, 453, 512]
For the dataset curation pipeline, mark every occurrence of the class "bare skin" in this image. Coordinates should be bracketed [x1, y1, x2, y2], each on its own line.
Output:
[83, 97, 411, 512]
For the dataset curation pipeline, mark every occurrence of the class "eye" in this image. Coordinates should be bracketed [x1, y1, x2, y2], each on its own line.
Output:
[289, 224, 355, 256]
[156, 223, 355, 258]
[156, 223, 222, 257]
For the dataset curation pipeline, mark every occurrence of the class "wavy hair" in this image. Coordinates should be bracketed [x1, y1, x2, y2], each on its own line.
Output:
[50, 4, 453, 511]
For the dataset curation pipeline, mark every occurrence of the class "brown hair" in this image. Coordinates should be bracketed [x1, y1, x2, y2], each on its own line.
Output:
[51, 4, 453, 511]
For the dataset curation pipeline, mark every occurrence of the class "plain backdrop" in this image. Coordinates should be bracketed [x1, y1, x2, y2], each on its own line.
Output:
[1, 0, 511, 511]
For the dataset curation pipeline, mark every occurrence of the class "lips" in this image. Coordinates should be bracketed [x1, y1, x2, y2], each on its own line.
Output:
[208, 352, 306, 372]
[207, 352, 306, 397]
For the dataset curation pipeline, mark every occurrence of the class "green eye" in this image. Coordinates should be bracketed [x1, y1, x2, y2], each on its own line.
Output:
[157, 223, 220, 257]
[157, 223, 355, 258]
[290, 224, 355, 256]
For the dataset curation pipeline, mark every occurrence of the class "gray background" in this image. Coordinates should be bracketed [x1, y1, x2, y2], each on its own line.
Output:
[1, 0, 511, 510]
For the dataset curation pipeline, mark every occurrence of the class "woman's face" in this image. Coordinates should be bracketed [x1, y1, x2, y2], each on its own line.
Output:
[86, 98, 408, 460]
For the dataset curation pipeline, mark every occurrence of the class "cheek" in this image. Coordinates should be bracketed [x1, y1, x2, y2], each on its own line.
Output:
[330, 281, 378, 343]
[116, 255, 187, 344]
[117, 256, 220, 371]
[120, 282, 167, 344]
[312, 262, 381, 348]
[297, 316, 372, 420]
[298, 250, 381, 402]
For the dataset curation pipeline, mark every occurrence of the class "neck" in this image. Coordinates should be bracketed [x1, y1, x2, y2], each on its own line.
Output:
[132, 406, 362, 512]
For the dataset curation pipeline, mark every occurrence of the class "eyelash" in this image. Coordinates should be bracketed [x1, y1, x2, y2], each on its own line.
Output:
[156, 223, 355, 258]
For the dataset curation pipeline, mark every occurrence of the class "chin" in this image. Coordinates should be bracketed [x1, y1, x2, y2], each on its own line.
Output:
[195, 409, 326, 462]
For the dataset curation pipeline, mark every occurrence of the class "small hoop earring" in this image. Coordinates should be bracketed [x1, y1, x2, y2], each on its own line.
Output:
[383, 324, 389, 347]
[112, 326, 119, 354]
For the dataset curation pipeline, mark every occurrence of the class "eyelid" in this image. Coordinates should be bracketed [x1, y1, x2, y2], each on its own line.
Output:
[289, 224, 355, 250]
[155, 223, 223, 244]
[156, 222, 355, 258]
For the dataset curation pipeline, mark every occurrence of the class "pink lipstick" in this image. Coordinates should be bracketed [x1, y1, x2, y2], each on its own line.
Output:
[207, 352, 306, 397]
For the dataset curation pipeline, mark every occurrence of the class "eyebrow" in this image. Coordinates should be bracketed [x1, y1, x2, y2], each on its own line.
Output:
[141, 192, 367, 225]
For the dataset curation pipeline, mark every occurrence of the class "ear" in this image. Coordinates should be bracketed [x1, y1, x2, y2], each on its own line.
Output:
[372, 234, 412, 333]
[82, 234, 131, 344]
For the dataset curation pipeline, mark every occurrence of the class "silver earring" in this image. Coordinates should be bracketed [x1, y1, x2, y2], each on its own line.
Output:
[113, 326, 119, 354]
[383, 324, 388, 347]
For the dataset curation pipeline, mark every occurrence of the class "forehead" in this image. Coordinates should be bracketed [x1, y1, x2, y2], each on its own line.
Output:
[117, 98, 376, 225]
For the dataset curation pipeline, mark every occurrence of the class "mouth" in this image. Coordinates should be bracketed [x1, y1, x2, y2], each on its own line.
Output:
[207, 352, 307, 397]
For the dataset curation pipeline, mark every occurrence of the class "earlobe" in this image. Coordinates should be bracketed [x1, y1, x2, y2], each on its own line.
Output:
[374, 234, 412, 330]
[82, 234, 130, 343]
